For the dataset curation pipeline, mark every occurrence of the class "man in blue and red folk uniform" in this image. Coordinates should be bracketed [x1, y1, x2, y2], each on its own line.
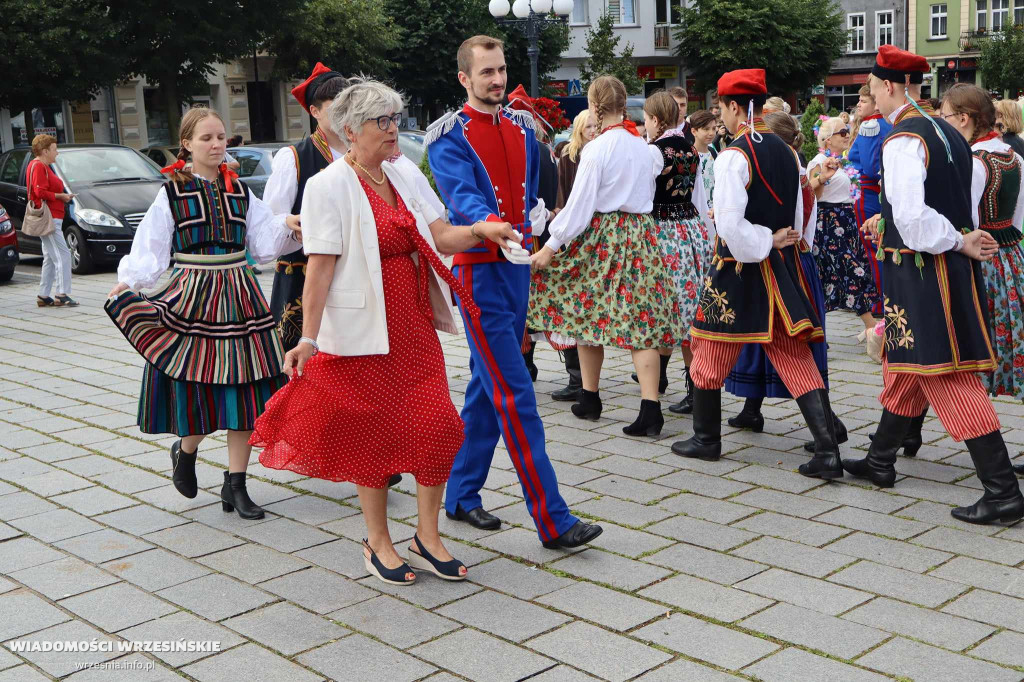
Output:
[672, 68, 844, 480]
[427, 34, 601, 549]
[847, 45, 1023, 524]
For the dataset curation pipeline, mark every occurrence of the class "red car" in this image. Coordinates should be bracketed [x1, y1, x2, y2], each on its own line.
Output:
[0, 203, 16, 282]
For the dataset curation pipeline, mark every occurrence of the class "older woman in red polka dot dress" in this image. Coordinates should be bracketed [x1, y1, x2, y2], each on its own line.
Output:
[251, 80, 523, 586]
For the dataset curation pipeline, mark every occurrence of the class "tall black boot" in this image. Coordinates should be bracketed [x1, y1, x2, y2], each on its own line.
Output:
[867, 409, 926, 457]
[551, 348, 582, 402]
[841, 409, 909, 488]
[803, 412, 849, 453]
[671, 387, 722, 461]
[668, 366, 695, 414]
[623, 399, 664, 437]
[631, 354, 670, 394]
[796, 389, 843, 479]
[523, 344, 538, 382]
[951, 431, 1024, 524]
[727, 397, 764, 433]
[571, 389, 602, 421]
[221, 471, 265, 520]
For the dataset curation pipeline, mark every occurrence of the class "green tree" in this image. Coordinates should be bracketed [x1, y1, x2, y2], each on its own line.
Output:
[268, 0, 401, 81]
[578, 12, 644, 95]
[979, 25, 1024, 96]
[674, 0, 846, 95]
[0, 0, 122, 138]
[500, 22, 572, 99]
[800, 97, 825, 161]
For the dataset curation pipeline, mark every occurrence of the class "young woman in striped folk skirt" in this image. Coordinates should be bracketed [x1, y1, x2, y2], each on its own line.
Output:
[105, 108, 301, 519]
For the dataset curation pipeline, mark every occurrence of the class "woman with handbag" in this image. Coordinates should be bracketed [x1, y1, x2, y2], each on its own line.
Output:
[26, 134, 77, 307]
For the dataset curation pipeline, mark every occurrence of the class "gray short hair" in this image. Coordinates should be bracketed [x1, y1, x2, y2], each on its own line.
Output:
[327, 79, 404, 143]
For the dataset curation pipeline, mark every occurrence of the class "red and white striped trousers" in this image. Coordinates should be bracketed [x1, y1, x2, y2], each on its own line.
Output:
[879, 361, 1000, 441]
[690, 323, 824, 398]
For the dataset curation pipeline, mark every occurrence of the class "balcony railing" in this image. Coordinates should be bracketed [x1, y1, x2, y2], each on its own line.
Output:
[654, 24, 671, 50]
[960, 29, 987, 53]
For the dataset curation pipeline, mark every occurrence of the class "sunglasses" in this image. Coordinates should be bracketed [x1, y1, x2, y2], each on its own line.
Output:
[367, 113, 402, 131]
[828, 128, 850, 138]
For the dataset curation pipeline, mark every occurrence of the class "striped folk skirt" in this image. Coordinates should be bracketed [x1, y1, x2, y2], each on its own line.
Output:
[105, 251, 286, 435]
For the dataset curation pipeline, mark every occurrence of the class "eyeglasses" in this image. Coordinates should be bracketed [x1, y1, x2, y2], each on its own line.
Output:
[367, 113, 402, 131]
[939, 112, 961, 121]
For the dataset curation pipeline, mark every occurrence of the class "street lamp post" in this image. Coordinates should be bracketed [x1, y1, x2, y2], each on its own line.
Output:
[488, 0, 575, 98]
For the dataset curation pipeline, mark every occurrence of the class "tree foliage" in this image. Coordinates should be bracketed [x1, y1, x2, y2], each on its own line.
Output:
[578, 12, 644, 95]
[800, 97, 825, 161]
[674, 0, 846, 95]
[500, 21, 572, 99]
[979, 26, 1024, 95]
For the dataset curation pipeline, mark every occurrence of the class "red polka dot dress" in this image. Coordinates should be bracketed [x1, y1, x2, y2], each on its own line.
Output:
[251, 178, 465, 488]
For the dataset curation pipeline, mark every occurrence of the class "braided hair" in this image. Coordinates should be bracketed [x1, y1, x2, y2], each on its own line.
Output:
[587, 75, 627, 133]
[643, 91, 679, 143]
[168, 107, 226, 186]
[942, 82, 996, 145]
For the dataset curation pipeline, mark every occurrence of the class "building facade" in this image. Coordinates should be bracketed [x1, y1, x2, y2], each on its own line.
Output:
[826, 1, 908, 112]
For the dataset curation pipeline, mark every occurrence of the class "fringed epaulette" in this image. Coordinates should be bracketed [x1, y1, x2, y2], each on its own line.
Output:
[504, 107, 537, 132]
[424, 111, 462, 147]
[858, 119, 880, 138]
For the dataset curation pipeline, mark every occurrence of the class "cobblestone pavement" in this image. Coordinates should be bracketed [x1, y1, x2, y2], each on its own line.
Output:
[2, 261, 1024, 681]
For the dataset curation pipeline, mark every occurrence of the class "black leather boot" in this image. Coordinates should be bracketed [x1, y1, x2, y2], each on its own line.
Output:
[571, 389, 602, 421]
[796, 389, 843, 479]
[668, 366, 695, 414]
[952, 431, 1024, 525]
[842, 409, 909, 488]
[631, 354, 670, 394]
[523, 344, 538, 382]
[728, 397, 764, 433]
[671, 387, 722, 460]
[623, 399, 664, 437]
[803, 412, 848, 453]
[867, 409, 926, 457]
[1014, 463, 1024, 476]
[169, 440, 198, 499]
[552, 348, 582, 402]
[221, 471, 265, 520]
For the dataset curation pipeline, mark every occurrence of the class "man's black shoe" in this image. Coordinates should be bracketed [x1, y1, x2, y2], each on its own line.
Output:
[446, 504, 501, 530]
[542, 520, 603, 549]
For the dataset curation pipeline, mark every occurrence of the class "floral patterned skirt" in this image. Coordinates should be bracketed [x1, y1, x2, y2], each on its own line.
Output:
[813, 202, 879, 315]
[528, 211, 685, 350]
[654, 214, 713, 346]
[982, 246, 1024, 400]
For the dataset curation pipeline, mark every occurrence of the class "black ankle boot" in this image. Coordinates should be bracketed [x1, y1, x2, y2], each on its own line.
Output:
[951, 431, 1024, 524]
[867, 409, 926, 456]
[523, 344, 538, 382]
[623, 399, 664, 437]
[1014, 463, 1024, 476]
[803, 412, 849, 453]
[668, 367, 695, 414]
[728, 397, 764, 433]
[552, 369, 582, 402]
[631, 355, 670, 394]
[671, 387, 722, 460]
[170, 440, 198, 499]
[842, 409, 909, 487]
[797, 389, 843, 479]
[571, 389, 602, 421]
[221, 471, 265, 519]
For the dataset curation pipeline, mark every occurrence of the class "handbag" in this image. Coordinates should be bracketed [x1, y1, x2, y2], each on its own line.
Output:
[22, 160, 55, 238]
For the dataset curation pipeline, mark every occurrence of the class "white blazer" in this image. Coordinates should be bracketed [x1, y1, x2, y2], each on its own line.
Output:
[301, 157, 459, 357]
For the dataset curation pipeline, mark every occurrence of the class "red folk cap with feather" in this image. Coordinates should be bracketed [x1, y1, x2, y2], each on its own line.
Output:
[291, 62, 344, 113]
[716, 69, 767, 97]
[872, 45, 930, 84]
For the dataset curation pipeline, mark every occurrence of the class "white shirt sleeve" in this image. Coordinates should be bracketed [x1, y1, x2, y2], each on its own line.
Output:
[649, 143, 665, 177]
[263, 147, 299, 217]
[301, 172, 344, 256]
[882, 135, 964, 254]
[1014, 153, 1024, 231]
[711, 149, 774, 263]
[970, 157, 986, 232]
[545, 151, 602, 252]
[394, 155, 444, 223]
[117, 187, 173, 290]
[245, 189, 300, 264]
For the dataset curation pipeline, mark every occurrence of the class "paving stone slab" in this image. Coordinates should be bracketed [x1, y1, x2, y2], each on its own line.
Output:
[133, 486, 221, 514]
[54, 528, 153, 564]
[233, 517, 335, 553]
[62, 653, 184, 681]
[0, 647, 20, 672]
[579, 474, 676, 503]
[813, 505, 932, 540]
[0, 491, 58, 521]
[639, 573, 774, 622]
[50, 486, 137, 516]
[652, 469, 754, 499]
[528, 665, 602, 681]
[735, 568, 872, 616]
[969, 630, 1024, 669]
[11, 619, 121, 678]
[742, 647, 889, 682]
[10, 556, 119, 599]
[538, 580, 664, 631]
[805, 483, 916, 514]
[646, 515, 759, 551]
[437, 590, 568, 642]
[740, 603, 889, 660]
[262, 494, 357, 526]
[17, 469, 94, 496]
[261, 567, 377, 614]
[156, 573, 276, 621]
[548, 548, 672, 591]
[584, 521, 675, 558]
[0, 536, 65, 573]
[585, 453, 676, 481]
[183, 642, 323, 682]
[825, 531, 952, 573]
[101, 548, 211, 591]
[730, 488, 838, 519]
[59, 581, 178, 632]
[731, 536, 853, 578]
[476, 527, 587, 564]
[634, 659, 743, 681]
[0, 591, 72, 641]
[829, 560, 968, 608]
[857, 637, 1021, 682]
[142, 522, 243, 558]
[223, 602, 348, 657]
[641, 543, 768, 585]
[730, 510, 848, 547]
[466, 557, 574, 600]
[573, 497, 675, 527]
[844, 596, 995, 651]
[197, 543, 310, 584]
[17, 442, 90, 462]
[95, 505, 189, 536]
[929, 555, 1024, 599]
[119, 611, 245, 667]
[333, 594, 461, 648]
[319, 514, 416, 545]
[657, 492, 755, 524]
[633, 613, 780, 670]
[727, 464, 826, 494]
[914, 526, 1024, 566]
[8, 508, 102, 542]
[411, 629, 549, 682]
[527, 621, 671, 682]
[941, 588, 1024, 633]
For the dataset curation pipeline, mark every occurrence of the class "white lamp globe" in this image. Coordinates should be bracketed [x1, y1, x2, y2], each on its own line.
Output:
[488, 0, 511, 17]
[512, 0, 531, 18]
[531, 0, 553, 13]
[553, 0, 574, 15]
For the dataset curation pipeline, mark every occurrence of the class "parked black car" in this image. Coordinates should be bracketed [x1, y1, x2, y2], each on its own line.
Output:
[0, 203, 16, 282]
[227, 143, 292, 199]
[0, 144, 164, 274]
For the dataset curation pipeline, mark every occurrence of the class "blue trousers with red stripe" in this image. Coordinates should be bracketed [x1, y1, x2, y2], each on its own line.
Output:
[446, 261, 577, 542]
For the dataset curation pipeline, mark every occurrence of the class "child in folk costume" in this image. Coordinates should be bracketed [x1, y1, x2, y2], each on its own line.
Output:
[671, 69, 844, 481]
[940, 84, 1024, 477]
[849, 46, 1022, 524]
[106, 107, 301, 519]
[529, 75, 684, 438]
[724, 111, 848, 452]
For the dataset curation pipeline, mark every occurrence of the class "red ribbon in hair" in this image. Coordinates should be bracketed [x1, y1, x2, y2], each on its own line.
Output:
[601, 120, 642, 137]
[160, 159, 186, 175]
[219, 163, 239, 193]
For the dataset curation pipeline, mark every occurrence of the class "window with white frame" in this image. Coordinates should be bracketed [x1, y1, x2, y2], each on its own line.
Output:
[571, 0, 587, 24]
[848, 13, 866, 52]
[994, 0, 1009, 30]
[978, 0, 988, 30]
[876, 10, 894, 47]
[656, 0, 682, 24]
[1016, 0, 1024, 25]
[931, 3, 948, 38]
[611, 0, 636, 25]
